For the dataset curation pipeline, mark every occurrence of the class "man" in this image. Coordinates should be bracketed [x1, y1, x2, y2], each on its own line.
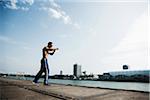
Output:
[33, 42, 58, 85]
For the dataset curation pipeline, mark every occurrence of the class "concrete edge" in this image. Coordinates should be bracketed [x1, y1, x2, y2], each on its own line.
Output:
[51, 83, 150, 93]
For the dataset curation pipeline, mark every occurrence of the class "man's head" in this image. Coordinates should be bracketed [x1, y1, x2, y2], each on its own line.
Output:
[48, 42, 53, 48]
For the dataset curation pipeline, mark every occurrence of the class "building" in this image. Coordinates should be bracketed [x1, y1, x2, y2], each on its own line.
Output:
[98, 70, 150, 82]
[73, 64, 82, 78]
[109, 70, 150, 76]
[123, 65, 129, 70]
[60, 70, 63, 75]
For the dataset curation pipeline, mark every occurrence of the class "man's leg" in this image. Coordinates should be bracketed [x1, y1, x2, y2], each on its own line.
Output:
[33, 59, 45, 83]
[33, 68, 43, 83]
[44, 59, 49, 85]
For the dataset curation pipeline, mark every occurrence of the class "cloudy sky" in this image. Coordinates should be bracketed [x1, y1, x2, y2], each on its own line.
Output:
[0, 0, 149, 75]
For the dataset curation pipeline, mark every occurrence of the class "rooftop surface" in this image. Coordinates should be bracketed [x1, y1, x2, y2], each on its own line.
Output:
[0, 77, 149, 100]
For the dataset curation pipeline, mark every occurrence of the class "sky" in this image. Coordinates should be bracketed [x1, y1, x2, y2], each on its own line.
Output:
[0, 0, 149, 75]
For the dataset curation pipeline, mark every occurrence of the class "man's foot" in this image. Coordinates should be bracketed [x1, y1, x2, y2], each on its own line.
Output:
[32, 81, 39, 86]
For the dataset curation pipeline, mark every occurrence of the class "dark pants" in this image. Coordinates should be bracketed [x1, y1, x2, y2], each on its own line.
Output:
[33, 58, 49, 84]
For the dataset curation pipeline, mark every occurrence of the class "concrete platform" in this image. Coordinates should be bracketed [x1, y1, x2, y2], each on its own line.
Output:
[0, 77, 149, 100]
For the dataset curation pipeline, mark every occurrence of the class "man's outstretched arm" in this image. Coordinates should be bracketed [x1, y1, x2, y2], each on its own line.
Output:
[48, 48, 58, 55]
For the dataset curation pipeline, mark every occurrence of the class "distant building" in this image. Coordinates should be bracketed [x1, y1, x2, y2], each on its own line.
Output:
[110, 70, 150, 82]
[73, 64, 82, 78]
[60, 70, 63, 75]
[123, 65, 129, 70]
[98, 73, 112, 80]
[109, 70, 149, 76]
[98, 70, 150, 82]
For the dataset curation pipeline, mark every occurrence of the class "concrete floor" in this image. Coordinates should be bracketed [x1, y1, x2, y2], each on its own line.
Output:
[0, 81, 61, 100]
[0, 77, 149, 100]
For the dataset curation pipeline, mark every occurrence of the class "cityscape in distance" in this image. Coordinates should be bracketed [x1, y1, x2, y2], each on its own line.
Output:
[0, 63, 149, 83]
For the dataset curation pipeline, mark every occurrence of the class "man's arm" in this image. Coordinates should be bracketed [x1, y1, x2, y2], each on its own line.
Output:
[47, 48, 58, 55]
[48, 49, 55, 55]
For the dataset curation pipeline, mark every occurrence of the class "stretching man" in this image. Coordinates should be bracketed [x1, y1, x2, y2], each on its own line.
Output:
[33, 42, 58, 85]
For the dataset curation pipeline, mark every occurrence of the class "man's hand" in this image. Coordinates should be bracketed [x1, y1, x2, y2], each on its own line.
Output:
[51, 48, 59, 51]
[55, 48, 59, 50]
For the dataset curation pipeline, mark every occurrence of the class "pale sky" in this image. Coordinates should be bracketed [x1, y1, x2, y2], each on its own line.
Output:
[0, 0, 149, 75]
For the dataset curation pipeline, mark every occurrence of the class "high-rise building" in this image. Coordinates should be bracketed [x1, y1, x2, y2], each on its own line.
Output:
[60, 70, 63, 75]
[73, 64, 81, 77]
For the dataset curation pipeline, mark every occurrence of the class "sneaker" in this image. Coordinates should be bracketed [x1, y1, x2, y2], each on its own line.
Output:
[32, 81, 39, 86]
